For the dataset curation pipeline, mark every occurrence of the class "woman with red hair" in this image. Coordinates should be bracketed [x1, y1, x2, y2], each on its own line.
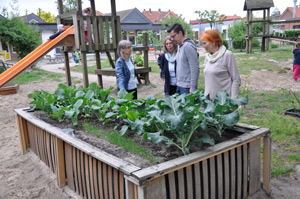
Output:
[199, 29, 241, 99]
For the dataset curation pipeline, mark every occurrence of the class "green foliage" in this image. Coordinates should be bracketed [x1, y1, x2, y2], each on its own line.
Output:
[61, 0, 78, 13]
[252, 22, 263, 35]
[194, 10, 227, 29]
[228, 20, 246, 51]
[232, 39, 246, 49]
[0, 0, 40, 58]
[36, 8, 55, 23]
[284, 29, 300, 38]
[222, 39, 229, 49]
[160, 15, 193, 39]
[270, 43, 279, 49]
[252, 38, 260, 48]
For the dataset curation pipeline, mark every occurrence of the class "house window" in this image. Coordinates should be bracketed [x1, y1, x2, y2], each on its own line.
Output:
[293, 25, 300, 29]
[29, 19, 38, 24]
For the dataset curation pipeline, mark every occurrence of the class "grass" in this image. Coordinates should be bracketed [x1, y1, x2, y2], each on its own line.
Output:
[83, 123, 155, 163]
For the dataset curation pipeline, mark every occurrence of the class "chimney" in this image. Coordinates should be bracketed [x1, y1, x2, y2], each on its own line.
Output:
[158, 8, 161, 13]
[149, 8, 151, 14]
[294, 0, 298, 18]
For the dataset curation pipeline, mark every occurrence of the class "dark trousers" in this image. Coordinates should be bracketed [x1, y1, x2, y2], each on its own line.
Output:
[126, 88, 137, 99]
[167, 85, 177, 95]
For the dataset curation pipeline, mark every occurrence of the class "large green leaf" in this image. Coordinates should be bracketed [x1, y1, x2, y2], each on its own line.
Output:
[73, 99, 83, 110]
[217, 111, 239, 127]
[146, 131, 169, 143]
[230, 95, 248, 105]
[85, 90, 94, 100]
[127, 111, 138, 122]
[119, 125, 129, 136]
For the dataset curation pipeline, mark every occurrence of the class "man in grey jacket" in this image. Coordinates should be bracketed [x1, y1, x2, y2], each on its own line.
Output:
[167, 23, 199, 94]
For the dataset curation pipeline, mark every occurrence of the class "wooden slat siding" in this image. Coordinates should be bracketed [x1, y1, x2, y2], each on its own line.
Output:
[86, 17, 93, 52]
[46, 132, 54, 173]
[249, 139, 261, 195]
[194, 162, 201, 198]
[263, 134, 271, 194]
[84, 153, 91, 199]
[177, 168, 185, 199]
[119, 172, 125, 199]
[224, 151, 230, 199]
[114, 168, 119, 199]
[81, 52, 89, 88]
[55, 137, 66, 187]
[98, 17, 105, 51]
[237, 146, 242, 199]
[98, 161, 104, 199]
[80, 151, 87, 199]
[89, 156, 95, 199]
[92, 17, 99, 51]
[38, 130, 45, 164]
[77, 149, 83, 197]
[105, 17, 110, 50]
[242, 144, 248, 199]
[92, 158, 99, 199]
[210, 157, 216, 199]
[16, 115, 26, 152]
[116, 17, 121, 50]
[78, 15, 87, 52]
[108, 165, 114, 199]
[73, 148, 79, 194]
[52, 135, 57, 175]
[95, 66, 151, 76]
[146, 176, 167, 199]
[230, 149, 236, 199]
[50, 134, 56, 173]
[111, 16, 116, 48]
[65, 143, 75, 191]
[27, 123, 35, 154]
[217, 154, 223, 199]
[167, 172, 176, 199]
[186, 165, 193, 199]
[72, 15, 80, 49]
[42, 130, 49, 167]
[103, 163, 109, 199]
[202, 160, 209, 199]
[34, 124, 41, 159]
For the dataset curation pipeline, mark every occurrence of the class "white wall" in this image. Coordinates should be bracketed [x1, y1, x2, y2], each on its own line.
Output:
[41, 30, 57, 57]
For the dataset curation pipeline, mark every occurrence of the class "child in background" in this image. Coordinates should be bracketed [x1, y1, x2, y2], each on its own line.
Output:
[292, 43, 300, 82]
[49, 24, 69, 40]
[83, 7, 92, 42]
[134, 51, 144, 66]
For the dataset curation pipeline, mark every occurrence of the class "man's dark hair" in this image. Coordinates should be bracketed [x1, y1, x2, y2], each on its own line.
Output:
[167, 23, 185, 36]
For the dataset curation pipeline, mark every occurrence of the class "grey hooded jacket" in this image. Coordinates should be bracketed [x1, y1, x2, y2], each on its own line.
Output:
[176, 38, 200, 92]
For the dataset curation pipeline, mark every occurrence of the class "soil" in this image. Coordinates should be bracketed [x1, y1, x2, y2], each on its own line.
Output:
[1, 58, 300, 198]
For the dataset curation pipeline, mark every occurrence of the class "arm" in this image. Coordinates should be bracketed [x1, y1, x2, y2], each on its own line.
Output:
[227, 52, 241, 99]
[185, 45, 200, 92]
[157, 54, 165, 79]
[115, 59, 126, 90]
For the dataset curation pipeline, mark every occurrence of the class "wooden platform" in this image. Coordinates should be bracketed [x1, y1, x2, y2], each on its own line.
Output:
[95, 67, 151, 85]
[0, 83, 19, 95]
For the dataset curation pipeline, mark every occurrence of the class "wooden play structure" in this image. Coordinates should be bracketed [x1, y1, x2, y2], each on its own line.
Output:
[56, 0, 151, 88]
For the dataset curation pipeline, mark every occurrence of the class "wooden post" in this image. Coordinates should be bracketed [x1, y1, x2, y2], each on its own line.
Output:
[95, 50, 103, 88]
[55, 137, 66, 187]
[249, 10, 253, 53]
[81, 52, 89, 88]
[263, 133, 271, 194]
[261, 9, 266, 52]
[266, 8, 270, 51]
[246, 10, 250, 54]
[16, 115, 29, 153]
[63, 51, 72, 86]
[143, 33, 150, 85]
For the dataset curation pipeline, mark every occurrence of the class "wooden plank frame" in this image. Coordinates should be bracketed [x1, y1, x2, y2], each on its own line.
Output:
[15, 108, 271, 199]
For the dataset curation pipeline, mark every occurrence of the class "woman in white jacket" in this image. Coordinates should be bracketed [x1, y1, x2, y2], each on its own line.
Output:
[200, 29, 241, 99]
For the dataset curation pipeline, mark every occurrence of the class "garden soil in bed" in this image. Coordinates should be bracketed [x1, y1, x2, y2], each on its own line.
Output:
[32, 110, 248, 168]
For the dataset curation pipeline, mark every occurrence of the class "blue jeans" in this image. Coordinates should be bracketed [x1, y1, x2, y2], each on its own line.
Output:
[176, 86, 190, 95]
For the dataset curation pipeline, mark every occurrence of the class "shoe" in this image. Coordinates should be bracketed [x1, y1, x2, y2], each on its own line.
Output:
[293, 79, 300, 82]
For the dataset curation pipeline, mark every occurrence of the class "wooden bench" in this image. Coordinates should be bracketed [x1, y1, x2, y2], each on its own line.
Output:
[95, 67, 151, 85]
[0, 60, 13, 71]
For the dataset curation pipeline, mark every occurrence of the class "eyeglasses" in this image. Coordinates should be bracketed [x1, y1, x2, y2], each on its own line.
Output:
[170, 33, 177, 39]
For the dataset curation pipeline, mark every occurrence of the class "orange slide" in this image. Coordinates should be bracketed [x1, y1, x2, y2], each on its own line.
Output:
[0, 25, 75, 88]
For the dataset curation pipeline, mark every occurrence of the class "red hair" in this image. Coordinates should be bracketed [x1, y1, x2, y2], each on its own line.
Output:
[199, 29, 223, 47]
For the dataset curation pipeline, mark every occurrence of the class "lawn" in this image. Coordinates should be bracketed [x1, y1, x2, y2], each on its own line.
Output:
[10, 44, 300, 178]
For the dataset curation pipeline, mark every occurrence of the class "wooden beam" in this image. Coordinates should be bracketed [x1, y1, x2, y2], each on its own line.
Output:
[55, 137, 66, 187]
[63, 51, 72, 86]
[263, 133, 271, 194]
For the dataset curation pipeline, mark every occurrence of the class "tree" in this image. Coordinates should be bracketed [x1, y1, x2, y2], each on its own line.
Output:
[0, 0, 41, 58]
[194, 10, 227, 29]
[37, 9, 56, 23]
[60, 0, 78, 13]
[160, 15, 193, 40]
[228, 20, 246, 51]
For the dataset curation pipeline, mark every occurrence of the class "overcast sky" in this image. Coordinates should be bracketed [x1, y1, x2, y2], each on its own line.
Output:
[0, 0, 296, 21]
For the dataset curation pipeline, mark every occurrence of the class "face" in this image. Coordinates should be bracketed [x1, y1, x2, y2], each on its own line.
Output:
[202, 39, 215, 54]
[169, 30, 180, 44]
[165, 39, 174, 53]
[122, 44, 132, 56]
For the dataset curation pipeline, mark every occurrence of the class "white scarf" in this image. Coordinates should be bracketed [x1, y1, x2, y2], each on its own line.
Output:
[205, 45, 226, 64]
[165, 52, 176, 63]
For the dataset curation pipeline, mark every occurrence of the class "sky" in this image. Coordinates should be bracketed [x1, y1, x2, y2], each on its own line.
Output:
[0, 0, 296, 21]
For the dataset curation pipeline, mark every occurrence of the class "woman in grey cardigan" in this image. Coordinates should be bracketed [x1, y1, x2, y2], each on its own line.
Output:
[200, 29, 241, 99]
[115, 40, 137, 99]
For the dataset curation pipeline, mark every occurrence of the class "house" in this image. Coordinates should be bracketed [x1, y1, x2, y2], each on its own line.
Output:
[190, 14, 242, 46]
[106, 8, 164, 46]
[278, 6, 300, 30]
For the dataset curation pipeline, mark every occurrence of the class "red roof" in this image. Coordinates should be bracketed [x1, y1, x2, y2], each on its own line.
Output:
[190, 14, 242, 25]
[142, 9, 177, 24]
[279, 6, 300, 19]
[96, 11, 104, 16]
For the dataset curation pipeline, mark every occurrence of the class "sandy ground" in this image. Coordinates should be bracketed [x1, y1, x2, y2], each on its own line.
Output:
[0, 57, 300, 199]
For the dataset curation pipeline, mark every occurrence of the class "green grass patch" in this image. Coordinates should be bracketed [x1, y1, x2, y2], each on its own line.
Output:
[271, 167, 294, 178]
[10, 68, 64, 84]
[83, 123, 155, 163]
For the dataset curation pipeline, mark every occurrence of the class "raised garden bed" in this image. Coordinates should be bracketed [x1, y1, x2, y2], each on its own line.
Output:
[15, 108, 271, 199]
[0, 83, 19, 95]
[284, 108, 300, 118]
